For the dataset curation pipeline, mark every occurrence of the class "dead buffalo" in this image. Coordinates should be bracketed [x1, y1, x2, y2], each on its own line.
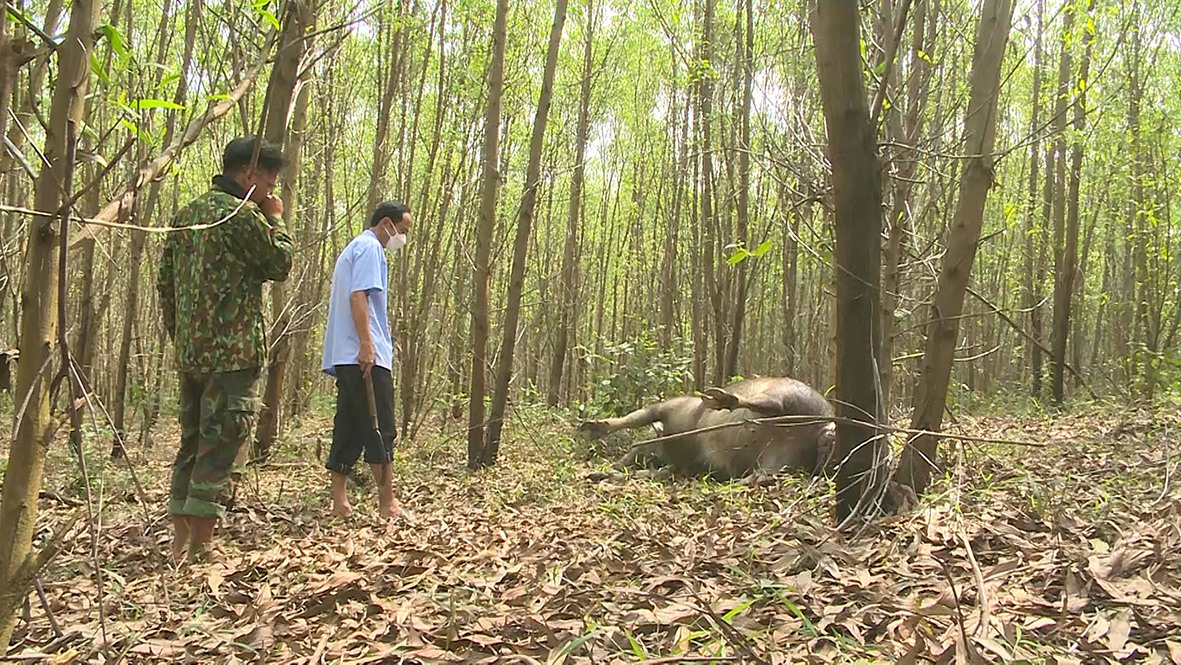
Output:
[578, 376, 836, 484]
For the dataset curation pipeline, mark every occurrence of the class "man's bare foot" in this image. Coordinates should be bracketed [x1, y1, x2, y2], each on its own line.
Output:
[329, 501, 353, 518]
[379, 494, 415, 521]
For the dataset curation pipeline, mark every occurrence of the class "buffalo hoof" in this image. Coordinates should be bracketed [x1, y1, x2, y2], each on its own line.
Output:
[700, 387, 740, 411]
[736, 472, 777, 488]
[578, 420, 611, 440]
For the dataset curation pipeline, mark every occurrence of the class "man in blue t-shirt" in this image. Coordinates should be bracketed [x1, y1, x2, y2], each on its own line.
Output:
[321, 201, 412, 518]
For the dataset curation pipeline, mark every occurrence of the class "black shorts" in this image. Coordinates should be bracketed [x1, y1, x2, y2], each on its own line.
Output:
[325, 364, 397, 475]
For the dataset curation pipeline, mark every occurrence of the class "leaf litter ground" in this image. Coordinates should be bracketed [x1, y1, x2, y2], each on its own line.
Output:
[5, 403, 1181, 663]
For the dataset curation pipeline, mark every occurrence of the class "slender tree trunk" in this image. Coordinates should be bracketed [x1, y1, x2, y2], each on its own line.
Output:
[658, 70, 682, 348]
[547, 4, 594, 407]
[0, 0, 99, 651]
[253, 2, 313, 462]
[485, 0, 567, 458]
[367, 0, 408, 215]
[1046, 5, 1073, 402]
[879, 0, 931, 415]
[782, 185, 801, 376]
[897, 0, 1013, 496]
[467, 0, 509, 468]
[812, 0, 888, 521]
[1024, 0, 1044, 397]
[1050, 0, 1092, 405]
[1072, 211, 1097, 385]
[699, 0, 726, 385]
[68, 172, 102, 455]
[112, 0, 191, 457]
[723, 0, 754, 379]
[1127, 2, 1151, 401]
[0, 0, 12, 163]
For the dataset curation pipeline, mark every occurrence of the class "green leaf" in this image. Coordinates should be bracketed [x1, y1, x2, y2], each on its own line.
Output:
[97, 23, 129, 59]
[723, 598, 756, 623]
[625, 630, 646, 658]
[752, 240, 773, 257]
[1004, 202, 1019, 226]
[120, 118, 152, 144]
[916, 48, 932, 63]
[257, 8, 281, 30]
[131, 97, 185, 110]
[89, 52, 111, 87]
[726, 248, 750, 266]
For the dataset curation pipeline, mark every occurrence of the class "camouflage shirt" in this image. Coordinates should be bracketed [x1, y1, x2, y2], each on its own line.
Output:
[157, 175, 294, 374]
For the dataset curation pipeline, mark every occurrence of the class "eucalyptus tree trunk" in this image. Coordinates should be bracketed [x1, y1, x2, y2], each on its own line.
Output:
[1127, 2, 1152, 401]
[547, 3, 594, 407]
[0, 0, 99, 651]
[1045, 5, 1072, 403]
[366, 0, 409, 215]
[898, 0, 1013, 495]
[253, 3, 313, 462]
[723, 0, 754, 379]
[467, 0, 509, 468]
[0, 0, 12, 164]
[112, 0, 190, 458]
[811, 0, 887, 521]
[1024, 0, 1045, 397]
[782, 188, 802, 376]
[699, 0, 726, 385]
[879, 0, 931, 414]
[68, 166, 102, 455]
[1050, 1, 1092, 405]
[486, 0, 567, 458]
[658, 70, 684, 349]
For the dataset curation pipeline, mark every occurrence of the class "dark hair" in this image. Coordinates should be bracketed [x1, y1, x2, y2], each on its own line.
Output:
[222, 135, 285, 175]
[370, 200, 410, 227]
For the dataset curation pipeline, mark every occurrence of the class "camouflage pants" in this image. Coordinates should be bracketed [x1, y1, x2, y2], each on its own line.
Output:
[169, 368, 260, 518]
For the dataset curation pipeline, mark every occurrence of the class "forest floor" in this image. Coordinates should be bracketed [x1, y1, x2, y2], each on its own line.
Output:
[3, 399, 1181, 664]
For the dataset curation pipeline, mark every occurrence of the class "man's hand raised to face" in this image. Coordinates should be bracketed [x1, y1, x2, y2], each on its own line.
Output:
[260, 193, 284, 219]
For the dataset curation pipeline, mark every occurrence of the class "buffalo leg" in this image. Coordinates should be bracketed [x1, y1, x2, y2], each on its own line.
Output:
[578, 404, 664, 440]
[699, 387, 784, 415]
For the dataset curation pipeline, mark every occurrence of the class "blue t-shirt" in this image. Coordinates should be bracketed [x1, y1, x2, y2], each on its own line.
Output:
[321, 230, 393, 376]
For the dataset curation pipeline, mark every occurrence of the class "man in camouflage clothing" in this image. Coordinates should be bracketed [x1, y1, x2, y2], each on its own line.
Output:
[157, 136, 294, 563]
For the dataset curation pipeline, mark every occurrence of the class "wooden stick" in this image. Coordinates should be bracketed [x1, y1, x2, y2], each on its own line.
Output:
[615, 412, 1046, 452]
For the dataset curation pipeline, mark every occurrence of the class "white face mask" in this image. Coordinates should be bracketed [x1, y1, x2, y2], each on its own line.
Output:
[386, 231, 407, 252]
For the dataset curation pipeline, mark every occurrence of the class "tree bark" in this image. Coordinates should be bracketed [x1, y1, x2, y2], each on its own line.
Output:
[723, 0, 754, 379]
[811, 0, 888, 522]
[366, 0, 409, 216]
[254, 2, 313, 461]
[1050, 0, 1092, 405]
[1127, 1, 1152, 401]
[467, 0, 509, 468]
[0, 0, 99, 651]
[485, 0, 567, 459]
[897, 0, 1013, 495]
[547, 4, 594, 407]
[1023, 0, 1044, 397]
[879, 0, 932, 415]
[1045, 5, 1073, 403]
[111, 0, 191, 457]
